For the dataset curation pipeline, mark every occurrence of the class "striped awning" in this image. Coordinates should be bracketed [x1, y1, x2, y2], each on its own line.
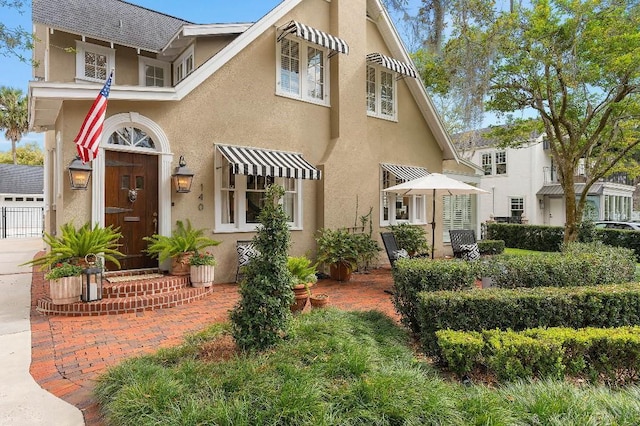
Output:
[366, 53, 417, 78]
[278, 20, 349, 57]
[381, 163, 429, 182]
[217, 145, 321, 180]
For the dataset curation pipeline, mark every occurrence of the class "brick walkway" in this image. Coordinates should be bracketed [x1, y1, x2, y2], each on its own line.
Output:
[29, 265, 397, 425]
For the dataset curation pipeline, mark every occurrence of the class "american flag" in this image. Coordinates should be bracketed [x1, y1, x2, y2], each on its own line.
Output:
[74, 71, 113, 163]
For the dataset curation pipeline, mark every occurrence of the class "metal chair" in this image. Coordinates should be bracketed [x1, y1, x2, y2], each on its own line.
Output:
[380, 232, 409, 268]
[235, 240, 259, 283]
[448, 229, 480, 260]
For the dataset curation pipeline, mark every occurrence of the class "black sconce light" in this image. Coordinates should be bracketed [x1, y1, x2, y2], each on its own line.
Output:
[68, 156, 92, 190]
[172, 155, 194, 193]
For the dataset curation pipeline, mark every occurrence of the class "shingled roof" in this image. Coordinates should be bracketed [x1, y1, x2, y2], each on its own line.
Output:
[0, 164, 44, 195]
[32, 0, 192, 52]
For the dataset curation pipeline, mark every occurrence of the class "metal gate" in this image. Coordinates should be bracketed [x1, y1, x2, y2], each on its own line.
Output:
[0, 207, 44, 238]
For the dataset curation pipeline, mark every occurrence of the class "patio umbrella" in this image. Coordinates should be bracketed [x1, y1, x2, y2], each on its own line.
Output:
[383, 173, 490, 258]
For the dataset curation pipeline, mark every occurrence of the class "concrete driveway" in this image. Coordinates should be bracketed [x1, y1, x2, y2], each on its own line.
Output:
[0, 237, 84, 426]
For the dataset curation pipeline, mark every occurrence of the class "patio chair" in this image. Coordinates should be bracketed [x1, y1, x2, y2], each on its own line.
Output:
[449, 229, 480, 261]
[235, 240, 259, 283]
[380, 232, 409, 268]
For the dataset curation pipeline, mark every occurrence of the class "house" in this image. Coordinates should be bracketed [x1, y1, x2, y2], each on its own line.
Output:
[0, 164, 44, 237]
[28, 0, 481, 281]
[454, 128, 636, 228]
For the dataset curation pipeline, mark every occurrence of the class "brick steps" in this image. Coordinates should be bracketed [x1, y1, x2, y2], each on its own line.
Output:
[36, 271, 214, 316]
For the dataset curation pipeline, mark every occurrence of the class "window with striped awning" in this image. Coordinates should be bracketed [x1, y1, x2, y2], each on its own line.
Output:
[278, 20, 349, 57]
[380, 163, 429, 182]
[217, 145, 321, 180]
[366, 53, 417, 78]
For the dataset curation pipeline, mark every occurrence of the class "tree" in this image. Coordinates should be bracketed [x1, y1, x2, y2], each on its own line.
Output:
[0, 86, 28, 164]
[0, 142, 43, 165]
[1, 1, 33, 61]
[486, 0, 640, 242]
[230, 184, 293, 352]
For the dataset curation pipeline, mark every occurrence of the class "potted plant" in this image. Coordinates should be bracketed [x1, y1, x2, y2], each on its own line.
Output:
[310, 293, 329, 308]
[287, 255, 318, 312]
[315, 228, 358, 281]
[144, 220, 221, 276]
[22, 222, 124, 270]
[388, 223, 430, 257]
[45, 262, 84, 305]
[189, 251, 217, 288]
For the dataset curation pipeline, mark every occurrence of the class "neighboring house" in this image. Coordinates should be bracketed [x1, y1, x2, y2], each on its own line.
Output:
[454, 128, 636, 228]
[0, 164, 44, 237]
[29, 0, 480, 281]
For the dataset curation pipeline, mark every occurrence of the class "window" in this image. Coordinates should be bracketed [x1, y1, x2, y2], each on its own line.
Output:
[277, 37, 329, 105]
[367, 65, 396, 120]
[75, 41, 115, 82]
[107, 127, 156, 149]
[481, 153, 492, 176]
[510, 197, 524, 220]
[481, 151, 507, 175]
[442, 194, 476, 243]
[215, 154, 302, 232]
[380, 169, 425, 225]
[495, 151, 507, 175]
[174, 46, 194, 85]
[139, 57, 170, 87]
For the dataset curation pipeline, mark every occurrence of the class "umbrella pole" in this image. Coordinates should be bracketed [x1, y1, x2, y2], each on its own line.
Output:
[431, 189, 436, 259]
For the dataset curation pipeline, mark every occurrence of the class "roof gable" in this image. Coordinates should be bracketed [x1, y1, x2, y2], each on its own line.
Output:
[32, 0, 191, 52]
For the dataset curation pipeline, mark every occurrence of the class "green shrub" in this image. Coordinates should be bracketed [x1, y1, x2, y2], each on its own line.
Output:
[392, 258, 475, 334]
[230, 185, 293, 351]
[387, 223, 430, 256]
[477, 239, 505, 255]
[417, 283, 640, 355]
[435, 330, 483, 376]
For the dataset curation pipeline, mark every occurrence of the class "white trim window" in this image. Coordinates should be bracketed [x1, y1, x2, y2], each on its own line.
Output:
[481, 151, 507, 175]
[215, 154, 303, 232]
[139, 57, 170, 87]
[510, 197, 524, 220]
[276, 37, 329, 105]
[442, 194, 476, 243]
[366, 65, 396, 120]
[75, 41, 115, 83]
[380, 169, 425, 225]
[173, 46, 195, 85]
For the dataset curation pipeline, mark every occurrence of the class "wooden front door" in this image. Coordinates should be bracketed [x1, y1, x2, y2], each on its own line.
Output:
[105, 151, 158, 270]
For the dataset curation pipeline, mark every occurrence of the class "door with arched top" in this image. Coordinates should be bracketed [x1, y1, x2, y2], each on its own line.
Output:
[104, 150, 158, 270]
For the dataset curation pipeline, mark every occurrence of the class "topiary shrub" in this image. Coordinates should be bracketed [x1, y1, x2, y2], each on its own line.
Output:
[231, 185, 293, 352]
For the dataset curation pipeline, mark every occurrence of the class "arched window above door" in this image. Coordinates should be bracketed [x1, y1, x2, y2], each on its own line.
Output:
[107, 127, 156, 149]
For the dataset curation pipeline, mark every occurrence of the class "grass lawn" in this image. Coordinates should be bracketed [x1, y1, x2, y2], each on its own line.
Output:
[96, 309, 640, 425]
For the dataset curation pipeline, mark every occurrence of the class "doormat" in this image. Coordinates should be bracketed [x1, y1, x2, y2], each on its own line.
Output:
[106, 273, 165, 283]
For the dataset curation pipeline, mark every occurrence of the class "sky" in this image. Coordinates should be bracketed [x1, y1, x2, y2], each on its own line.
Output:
[0, 0, 449, 153]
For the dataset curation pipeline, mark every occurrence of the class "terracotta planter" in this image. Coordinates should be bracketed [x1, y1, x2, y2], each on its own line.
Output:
[330, 262, 352, 282]
[190, 265, 214, 287]
[291, 283, 312, 313]
[310, 293, 329, 308]
[171, 252, 193, 276]
[49, 276, 82, 305]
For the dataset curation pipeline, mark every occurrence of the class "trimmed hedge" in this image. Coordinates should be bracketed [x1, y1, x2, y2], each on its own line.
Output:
[437, 326, 640, 384]
[418, 283, 640, 355]
[482, 246, 636, 289]
[477, 239, 505, 255]
[391, 258, 475, 334]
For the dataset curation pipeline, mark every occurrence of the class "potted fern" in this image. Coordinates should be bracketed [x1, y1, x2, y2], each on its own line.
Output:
[45, 262, 84, 305]
[22, 222, 124, 270]
[143, 220, 221, 275]
[287, 255, 317, 312]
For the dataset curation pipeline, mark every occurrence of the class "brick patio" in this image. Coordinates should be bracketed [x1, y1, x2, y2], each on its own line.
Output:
[29, 264, 397, 425]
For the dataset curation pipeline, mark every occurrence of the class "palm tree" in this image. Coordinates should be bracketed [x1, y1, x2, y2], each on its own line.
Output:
[0, 87, 29, 165]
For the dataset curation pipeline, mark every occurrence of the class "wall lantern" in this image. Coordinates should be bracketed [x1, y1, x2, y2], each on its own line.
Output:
[81, 254, 103, 302]
[172, 155, 194, 193]
[68, 156, 92, 190]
